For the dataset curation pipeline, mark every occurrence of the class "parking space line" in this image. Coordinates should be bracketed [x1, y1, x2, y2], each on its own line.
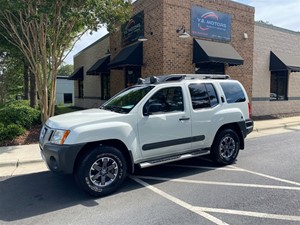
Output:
[194, 207, 300, 222]
[130, 176, 230, 225]
[134, 175, 300, 191]
[229, 166, 300, 186]
[166, 164, 244, 171]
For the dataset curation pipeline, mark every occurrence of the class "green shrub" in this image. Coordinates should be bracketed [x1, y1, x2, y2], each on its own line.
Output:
[0, 101, 40, 129]
[0, 123, 25, 141]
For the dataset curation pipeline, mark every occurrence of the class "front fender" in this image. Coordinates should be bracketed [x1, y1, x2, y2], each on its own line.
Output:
[65, 122, 140, 159]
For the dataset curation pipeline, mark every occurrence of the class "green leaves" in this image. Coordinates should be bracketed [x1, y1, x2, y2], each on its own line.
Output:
[0, 0, 132, 123]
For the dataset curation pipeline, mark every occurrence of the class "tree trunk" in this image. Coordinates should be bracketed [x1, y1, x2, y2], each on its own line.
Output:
[23, 61, 29, 100]
[29, 70, 37, 108]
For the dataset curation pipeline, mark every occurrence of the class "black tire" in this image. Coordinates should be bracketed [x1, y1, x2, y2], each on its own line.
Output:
[75, 146, 127, 197]
[210, 129, 240, 165]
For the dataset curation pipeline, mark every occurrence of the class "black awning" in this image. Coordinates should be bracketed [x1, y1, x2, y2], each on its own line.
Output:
[68, 66, 84, 80]
[270, 51, 300, 72]
[86, 56, 110, 75]
[109, 42, 143, 69]
[193, 39, 244, 66]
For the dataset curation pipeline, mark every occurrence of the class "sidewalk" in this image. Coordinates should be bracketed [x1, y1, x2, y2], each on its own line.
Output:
[1, 116, 300, 177]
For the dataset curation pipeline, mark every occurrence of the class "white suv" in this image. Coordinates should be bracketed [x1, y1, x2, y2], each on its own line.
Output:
[39, 74, 253, 196]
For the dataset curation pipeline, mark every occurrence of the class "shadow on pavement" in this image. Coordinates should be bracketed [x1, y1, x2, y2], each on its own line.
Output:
[0, 156, 222, 222]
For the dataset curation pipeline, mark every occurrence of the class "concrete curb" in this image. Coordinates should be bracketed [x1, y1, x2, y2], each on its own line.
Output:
[254, 122, 300, 132]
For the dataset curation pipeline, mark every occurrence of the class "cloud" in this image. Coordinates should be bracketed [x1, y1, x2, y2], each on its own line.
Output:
[234, 0, 300, 31]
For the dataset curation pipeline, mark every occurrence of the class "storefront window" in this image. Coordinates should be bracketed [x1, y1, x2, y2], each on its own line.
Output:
[125, 67, 141, 87]
[195, 62, 225, 74]
[270, 71, 288, 101]
[101, 72, 110, 100]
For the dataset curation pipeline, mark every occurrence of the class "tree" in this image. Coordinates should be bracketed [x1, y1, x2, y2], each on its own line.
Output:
[0, 0, 131, 123]
[0, 51, 24, 104]
[57, 64, 73, 76]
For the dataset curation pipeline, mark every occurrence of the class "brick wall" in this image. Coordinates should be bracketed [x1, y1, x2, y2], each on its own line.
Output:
[252, 23, 300, 116]
[109, 0, 254, 96]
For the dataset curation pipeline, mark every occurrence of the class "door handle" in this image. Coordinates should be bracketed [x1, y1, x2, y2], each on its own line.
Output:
[179, 117, 190, 121]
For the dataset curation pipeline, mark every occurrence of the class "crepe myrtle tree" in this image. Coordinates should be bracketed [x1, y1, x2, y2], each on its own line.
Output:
[0, 0, 132, 123]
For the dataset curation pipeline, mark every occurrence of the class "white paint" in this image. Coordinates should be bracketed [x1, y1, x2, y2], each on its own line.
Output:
[195, 207, 300, 222]
[130, 176, 230, 225]
[131, 176, 300, 223]
[229, 166, 300, 186]
[134, 175, 300, 191]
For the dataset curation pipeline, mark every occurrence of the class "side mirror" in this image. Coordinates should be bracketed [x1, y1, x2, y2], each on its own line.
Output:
[143, 103, 162, 116]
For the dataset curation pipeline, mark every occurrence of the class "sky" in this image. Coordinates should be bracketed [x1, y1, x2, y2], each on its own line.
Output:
[64, 0, 300, 65]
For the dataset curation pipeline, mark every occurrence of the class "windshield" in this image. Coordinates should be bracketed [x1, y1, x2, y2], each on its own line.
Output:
[101, 85, 155, 113]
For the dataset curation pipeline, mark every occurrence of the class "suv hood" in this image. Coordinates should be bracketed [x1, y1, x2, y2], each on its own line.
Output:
[46, 109, 124, 129]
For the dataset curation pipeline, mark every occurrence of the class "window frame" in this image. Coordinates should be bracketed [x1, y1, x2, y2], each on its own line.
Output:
[270, 71, 288, 101]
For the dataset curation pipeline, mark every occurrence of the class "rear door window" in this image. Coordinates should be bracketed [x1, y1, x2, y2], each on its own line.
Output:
[189, 83, 219, 109]
[220, 82, 246, 103]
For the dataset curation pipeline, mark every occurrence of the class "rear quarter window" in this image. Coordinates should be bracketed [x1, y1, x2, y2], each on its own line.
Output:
[220, 82, 246, 103]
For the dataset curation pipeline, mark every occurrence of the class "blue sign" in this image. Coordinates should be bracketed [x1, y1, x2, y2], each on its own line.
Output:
[191, 6, 231, 41]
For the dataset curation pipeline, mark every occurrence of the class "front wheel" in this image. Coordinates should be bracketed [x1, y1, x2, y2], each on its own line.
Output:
[75, 146, 127, 197]
[210, 129, 240, 165]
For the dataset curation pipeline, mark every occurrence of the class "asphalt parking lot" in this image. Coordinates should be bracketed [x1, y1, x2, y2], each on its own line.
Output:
[130, 155, 300, 225]
[1, 128, 300, 225]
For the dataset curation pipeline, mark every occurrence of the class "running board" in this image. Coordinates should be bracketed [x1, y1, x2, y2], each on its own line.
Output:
[139, 149, 210, 169]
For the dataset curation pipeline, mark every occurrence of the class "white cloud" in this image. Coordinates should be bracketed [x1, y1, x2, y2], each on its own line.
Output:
[234, 0, 300, 31]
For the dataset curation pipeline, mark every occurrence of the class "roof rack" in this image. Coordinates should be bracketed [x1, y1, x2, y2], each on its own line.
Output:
[138, 74, 230, 84]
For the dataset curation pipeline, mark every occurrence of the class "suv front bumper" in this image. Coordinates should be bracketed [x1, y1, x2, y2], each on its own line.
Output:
[40, 143, 85, 174]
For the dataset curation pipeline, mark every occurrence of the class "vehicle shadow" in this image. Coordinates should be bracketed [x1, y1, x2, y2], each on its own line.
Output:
[0, 156, 227, 222]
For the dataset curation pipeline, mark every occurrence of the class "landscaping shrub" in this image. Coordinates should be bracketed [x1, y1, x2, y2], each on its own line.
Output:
[0, 123, 25, 141]
[0, 100, 40, 129]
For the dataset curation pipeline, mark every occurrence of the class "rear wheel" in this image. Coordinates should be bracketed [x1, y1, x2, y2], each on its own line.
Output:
[75, 146, 127, 197]
[211, 129, 240, 165]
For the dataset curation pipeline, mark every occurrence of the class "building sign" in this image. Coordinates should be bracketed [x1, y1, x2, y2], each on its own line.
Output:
[121, 11, 144, 46]
[191, 6, 231, 41]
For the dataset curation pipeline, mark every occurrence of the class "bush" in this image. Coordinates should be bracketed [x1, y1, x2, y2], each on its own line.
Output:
[0, 100, 40, 129]
[0, 123, 25, 141]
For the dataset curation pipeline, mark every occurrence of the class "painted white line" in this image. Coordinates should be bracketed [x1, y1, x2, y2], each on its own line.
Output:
[194, 207, 300, 222]
[130, 176, 230, 225]
[229, 166, 300, 186]
[135, 175, 300, 191]
[165, 164, 244, 171]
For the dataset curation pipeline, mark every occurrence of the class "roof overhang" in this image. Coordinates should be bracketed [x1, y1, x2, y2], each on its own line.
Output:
[68, 66, 84, 80]
[193, 39, 244, 66]
[270, 51, 300, 72]
[109, 42, 143, 69]
[86, 56, 110, 75]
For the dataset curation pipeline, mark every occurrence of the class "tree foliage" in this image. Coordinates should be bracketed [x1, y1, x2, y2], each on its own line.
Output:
[0, 0, 131, 123]
[57, 64, 73, 76]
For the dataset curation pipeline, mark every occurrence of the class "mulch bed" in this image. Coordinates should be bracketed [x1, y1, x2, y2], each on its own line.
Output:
[0, 125, 41, 147]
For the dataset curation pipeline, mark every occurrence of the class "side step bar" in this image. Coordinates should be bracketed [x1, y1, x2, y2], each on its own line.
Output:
[139, 149, 210, 169]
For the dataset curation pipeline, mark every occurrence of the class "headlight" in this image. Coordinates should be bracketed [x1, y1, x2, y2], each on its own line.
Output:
[50, 129, 70, 144]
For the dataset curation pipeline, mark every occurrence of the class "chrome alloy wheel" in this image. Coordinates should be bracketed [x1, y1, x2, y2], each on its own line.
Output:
[219, 136, 236, 160]
[89, 157, 119, 187]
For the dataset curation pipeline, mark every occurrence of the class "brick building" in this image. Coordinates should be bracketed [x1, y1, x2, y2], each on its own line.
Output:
[69, 0, 300, 116]
[252, 22, 300, 116]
